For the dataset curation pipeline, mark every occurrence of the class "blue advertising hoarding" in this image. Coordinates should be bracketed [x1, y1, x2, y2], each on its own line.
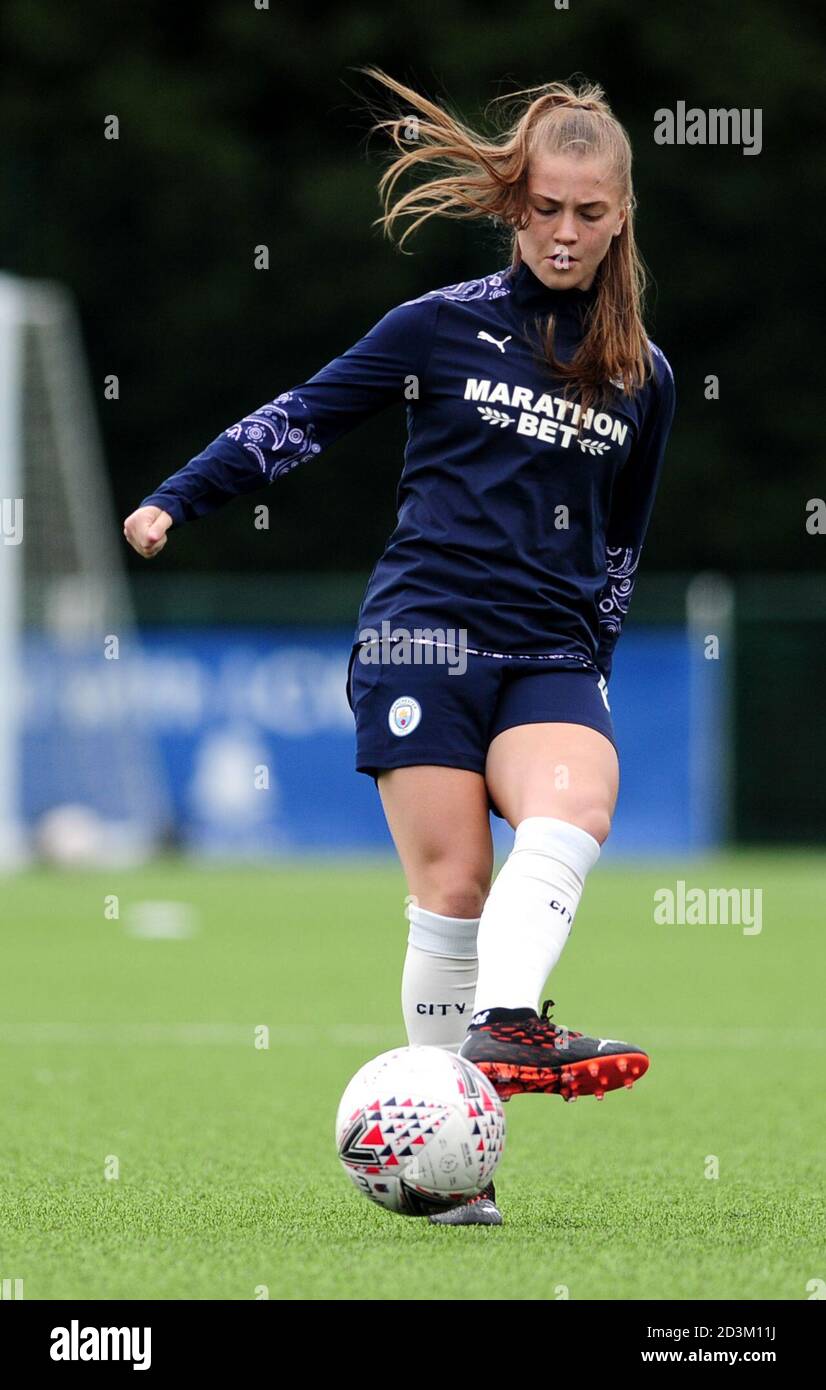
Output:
[22, 626, 721, 857]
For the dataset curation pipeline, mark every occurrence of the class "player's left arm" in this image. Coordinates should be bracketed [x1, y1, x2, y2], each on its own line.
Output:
[594, 346, 676, 683]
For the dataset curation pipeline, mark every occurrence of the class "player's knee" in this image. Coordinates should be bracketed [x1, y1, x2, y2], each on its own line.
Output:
[417, 866, 490, 920]
[553, 785, 614, 845]
[574, 805, 612, 845]
[506, 799, 613, 845]
[516, 801, 612, 845]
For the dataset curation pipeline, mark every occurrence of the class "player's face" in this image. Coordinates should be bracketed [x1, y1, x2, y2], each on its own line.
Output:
[517, 151, 627, 293]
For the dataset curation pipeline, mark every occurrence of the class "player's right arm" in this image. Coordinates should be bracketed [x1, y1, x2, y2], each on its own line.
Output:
[122, 295, 439, 555]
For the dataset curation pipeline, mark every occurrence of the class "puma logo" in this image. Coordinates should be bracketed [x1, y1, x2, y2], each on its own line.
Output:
[477, 331, 511, 354]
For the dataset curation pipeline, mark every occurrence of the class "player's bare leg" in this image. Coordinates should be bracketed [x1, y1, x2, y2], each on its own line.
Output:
[458, 722, 650, 1101]
[486, 720, 619, 845]
[377, 766, 502, 1224]
[377, 764, 493, 920]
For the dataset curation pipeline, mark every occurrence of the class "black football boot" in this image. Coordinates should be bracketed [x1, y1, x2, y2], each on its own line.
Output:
[459, 1000, 649, 1101]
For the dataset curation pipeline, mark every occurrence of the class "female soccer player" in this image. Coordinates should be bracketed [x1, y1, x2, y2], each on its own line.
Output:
[124, 71, 676, 1225]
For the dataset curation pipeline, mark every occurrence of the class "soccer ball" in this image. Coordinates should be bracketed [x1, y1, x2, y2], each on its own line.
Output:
[335, 1045, 506, 1216]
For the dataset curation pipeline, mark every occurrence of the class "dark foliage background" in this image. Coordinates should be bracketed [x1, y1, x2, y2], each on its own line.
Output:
[1, 0, 823, 576]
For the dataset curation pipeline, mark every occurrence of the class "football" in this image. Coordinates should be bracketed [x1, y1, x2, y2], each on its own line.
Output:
[335, 1045, 506, 1216]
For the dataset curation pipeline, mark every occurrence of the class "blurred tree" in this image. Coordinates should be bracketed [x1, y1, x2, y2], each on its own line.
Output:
[0, 0, 823, 575]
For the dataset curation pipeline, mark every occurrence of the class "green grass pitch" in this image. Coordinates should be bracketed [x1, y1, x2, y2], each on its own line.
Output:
[0, 851, 824, 1301]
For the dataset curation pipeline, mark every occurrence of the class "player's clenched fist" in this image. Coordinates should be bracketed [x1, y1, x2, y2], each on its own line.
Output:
[123, 506, 173, 558]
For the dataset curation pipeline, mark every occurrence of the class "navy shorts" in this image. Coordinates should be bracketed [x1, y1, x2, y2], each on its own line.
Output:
[345, 642, 616, 819]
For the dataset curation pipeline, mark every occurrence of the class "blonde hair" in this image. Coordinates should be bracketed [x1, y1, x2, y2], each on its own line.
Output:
[357, 66, 654, 419]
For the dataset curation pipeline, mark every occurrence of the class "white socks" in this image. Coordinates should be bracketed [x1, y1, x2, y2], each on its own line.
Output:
[472, 816, 601, 1018]
[402, 905, 479, 1052]
[400, 817, 600, 1045]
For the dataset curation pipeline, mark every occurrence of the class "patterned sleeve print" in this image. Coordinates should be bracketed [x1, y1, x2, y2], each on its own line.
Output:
[595, 346, 676, 682]
[224, 392, 321, 484]
[597, 544, 641, 644]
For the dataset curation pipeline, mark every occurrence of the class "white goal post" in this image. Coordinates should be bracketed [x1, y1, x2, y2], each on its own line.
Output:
[0, 272, 171, 869]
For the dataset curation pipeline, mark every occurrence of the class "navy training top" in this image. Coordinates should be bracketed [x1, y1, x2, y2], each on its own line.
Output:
[140, 258, 676, 681]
